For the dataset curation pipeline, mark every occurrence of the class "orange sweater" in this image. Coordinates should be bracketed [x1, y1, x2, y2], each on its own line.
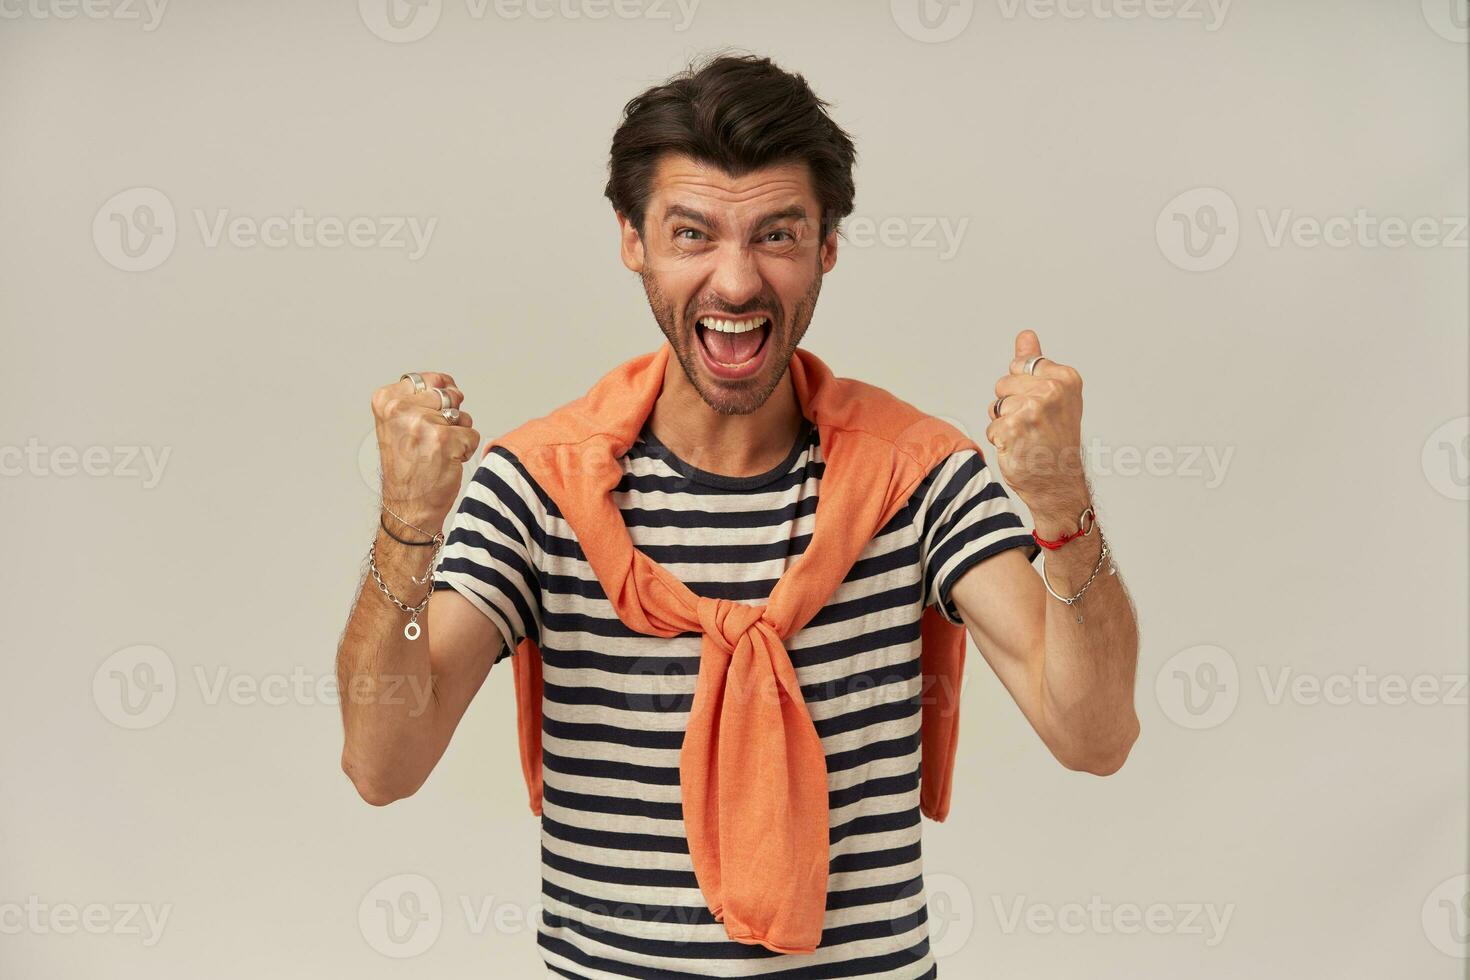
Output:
[484, 341, 978, 955]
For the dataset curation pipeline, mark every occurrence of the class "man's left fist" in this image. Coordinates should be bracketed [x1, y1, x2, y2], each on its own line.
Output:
[985, 329, 1088, 510]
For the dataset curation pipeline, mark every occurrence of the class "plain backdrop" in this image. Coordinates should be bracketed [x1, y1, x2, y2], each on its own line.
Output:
[1, 1, 1466, 977]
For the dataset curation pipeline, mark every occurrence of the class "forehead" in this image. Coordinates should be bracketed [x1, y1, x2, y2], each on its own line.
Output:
[646, 154, 817, 223]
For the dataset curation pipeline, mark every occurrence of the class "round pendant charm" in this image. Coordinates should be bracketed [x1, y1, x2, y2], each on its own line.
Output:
[403, 620, 421, 641]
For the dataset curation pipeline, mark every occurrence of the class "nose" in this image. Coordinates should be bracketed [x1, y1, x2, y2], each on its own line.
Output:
[707, 242, 764, 309]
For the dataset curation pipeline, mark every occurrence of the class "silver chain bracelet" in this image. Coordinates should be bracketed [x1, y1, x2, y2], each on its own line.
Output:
[379, 500, 445, 586]
[1039, 533, 1112, 625]
[368, 540, 436, 640]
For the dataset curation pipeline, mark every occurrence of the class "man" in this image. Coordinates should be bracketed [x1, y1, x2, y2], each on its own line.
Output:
[337, 54, 1139, 979]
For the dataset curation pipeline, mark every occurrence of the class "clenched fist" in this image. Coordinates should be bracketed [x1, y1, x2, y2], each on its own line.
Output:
[984, 330, 1089, 520]
[371, 371, 481, 528]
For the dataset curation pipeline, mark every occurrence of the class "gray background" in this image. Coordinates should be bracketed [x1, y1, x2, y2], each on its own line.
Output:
[1, 1, 1466, 977]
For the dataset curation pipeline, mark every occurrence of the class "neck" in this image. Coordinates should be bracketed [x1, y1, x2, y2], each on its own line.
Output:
[648, 351, 804, 479]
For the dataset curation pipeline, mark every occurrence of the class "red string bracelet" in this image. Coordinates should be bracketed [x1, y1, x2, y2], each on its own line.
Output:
[1032, 506, 1096, 551]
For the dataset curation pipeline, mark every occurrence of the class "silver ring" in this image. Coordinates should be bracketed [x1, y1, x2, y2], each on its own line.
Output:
[1023, 356, 1048, 376]
[992, 395, 1009, 419]
[441, 408, 461, 423]
[400, 372, 426, 393]
[432, 387, 451, 411]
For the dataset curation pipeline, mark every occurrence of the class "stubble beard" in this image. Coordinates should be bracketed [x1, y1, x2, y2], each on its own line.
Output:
[640, 268, 823, 417]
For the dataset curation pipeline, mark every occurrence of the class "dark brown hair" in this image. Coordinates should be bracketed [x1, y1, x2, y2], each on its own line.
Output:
[604, 53, 857, 241]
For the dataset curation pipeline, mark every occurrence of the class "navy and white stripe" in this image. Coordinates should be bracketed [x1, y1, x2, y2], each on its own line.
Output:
[432, 415, 1036, 978]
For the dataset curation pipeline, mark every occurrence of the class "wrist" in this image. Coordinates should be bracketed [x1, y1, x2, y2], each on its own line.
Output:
[1027, 487, 1093, 540]
[380, 501, 447, 540]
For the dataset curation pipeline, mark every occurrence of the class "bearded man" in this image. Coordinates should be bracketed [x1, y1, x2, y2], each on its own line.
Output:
[338, 53, 1140, 979]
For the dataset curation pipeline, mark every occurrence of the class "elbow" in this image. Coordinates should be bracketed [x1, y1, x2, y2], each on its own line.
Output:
[341, 753, 416, 807]
[1055, 715, 1141, 777]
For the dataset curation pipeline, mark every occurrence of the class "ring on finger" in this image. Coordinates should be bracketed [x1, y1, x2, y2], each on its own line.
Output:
[432, 387, 452, 411]
[1023, 355, 1048, 376]
[992, 394, 1009, 419]
[401, 372, 427, 393]
[441, 407, 461, 423]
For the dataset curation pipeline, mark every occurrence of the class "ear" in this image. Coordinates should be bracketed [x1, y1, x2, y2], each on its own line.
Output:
[617, 209, 645, 274]
[819, 226, 839, 274]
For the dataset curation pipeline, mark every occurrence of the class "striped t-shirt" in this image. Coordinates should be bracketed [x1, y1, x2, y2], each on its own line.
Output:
[431, 411, 1038, 979]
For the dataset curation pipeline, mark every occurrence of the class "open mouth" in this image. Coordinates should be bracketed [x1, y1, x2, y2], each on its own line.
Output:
[694, 316, 773, 380]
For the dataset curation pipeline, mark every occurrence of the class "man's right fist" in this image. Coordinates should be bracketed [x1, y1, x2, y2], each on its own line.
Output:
[371, 371, 481, 528]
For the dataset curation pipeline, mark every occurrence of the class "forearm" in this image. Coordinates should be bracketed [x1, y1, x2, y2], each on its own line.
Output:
[335, 521, 447, 804]
[1031, 493, 1141, 774]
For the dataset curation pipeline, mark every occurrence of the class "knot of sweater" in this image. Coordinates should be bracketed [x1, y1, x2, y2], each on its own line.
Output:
[695, 595, 776, 656]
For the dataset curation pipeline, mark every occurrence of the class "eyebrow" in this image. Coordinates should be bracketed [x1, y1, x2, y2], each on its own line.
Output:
[661, 204, 810, 231]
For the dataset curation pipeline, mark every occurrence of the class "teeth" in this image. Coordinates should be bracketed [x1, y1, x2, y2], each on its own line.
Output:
[698, 317, 764, 334]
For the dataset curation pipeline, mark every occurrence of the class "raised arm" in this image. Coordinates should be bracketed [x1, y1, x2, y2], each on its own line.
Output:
[948, 331, 1140, 776]
[335, 371, 502, 805]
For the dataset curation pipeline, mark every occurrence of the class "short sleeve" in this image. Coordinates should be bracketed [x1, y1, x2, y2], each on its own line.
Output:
[431, 447, 544, 664]
[912, 449, 1040, 626]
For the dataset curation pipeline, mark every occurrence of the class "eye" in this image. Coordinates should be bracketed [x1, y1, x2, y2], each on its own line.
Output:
[763, 230, 795, 243]
[675, 228, 707, 241]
